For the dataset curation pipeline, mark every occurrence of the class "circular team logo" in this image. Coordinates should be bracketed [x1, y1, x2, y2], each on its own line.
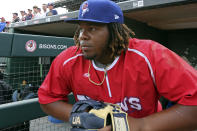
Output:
[82, 2, 88, 10]
[25, 40, 37, 52]
[81, 1, 89, 17]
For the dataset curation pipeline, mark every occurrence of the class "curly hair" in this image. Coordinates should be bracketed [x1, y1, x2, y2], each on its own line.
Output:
[74, 23, 135, 59]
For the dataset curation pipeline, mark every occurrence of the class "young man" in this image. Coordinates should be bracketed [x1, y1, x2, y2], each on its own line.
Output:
[32, 5, 42, 19]
[0, 17, 6, 32]
[38, 0, 197, 130]
[25, 9, 33, 20]
[46, 3, 58, 16]
[12, 13, 20, 23]
[20, 11, 26, 21]
[42, 4, 48, 17]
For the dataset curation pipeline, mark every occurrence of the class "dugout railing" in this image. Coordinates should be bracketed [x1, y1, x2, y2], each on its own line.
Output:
[0, 32, 74, 130]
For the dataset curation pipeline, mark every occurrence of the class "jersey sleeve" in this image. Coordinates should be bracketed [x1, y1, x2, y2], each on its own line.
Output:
[151, 42, 197, 105]
[38, 47, 75, 104]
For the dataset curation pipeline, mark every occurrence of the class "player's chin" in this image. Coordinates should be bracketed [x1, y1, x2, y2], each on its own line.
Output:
[83, 54, 95, 60]
[83, 53, 95, 60]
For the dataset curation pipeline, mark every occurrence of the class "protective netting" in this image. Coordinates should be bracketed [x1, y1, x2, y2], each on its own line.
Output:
[0, 116, 71, 131]
[0, 57, 51, 104]
[0, 57, 72, 131]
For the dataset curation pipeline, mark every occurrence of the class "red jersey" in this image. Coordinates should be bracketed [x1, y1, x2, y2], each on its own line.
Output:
[38, 38, 197, 118]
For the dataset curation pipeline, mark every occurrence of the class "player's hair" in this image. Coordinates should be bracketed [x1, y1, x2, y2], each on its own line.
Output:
[74, 23, 135, 58]
[107, 23, 135, 58]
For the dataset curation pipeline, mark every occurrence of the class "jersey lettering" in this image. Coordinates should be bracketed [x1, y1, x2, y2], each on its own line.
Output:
[120, 97, 129, 111]
[76, 95, 142, 112]
[77, 95, 90, 100]
[128, 97, 142, 110]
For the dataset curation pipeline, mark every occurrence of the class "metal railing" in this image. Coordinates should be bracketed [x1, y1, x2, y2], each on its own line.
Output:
[0, 98, 45, 129]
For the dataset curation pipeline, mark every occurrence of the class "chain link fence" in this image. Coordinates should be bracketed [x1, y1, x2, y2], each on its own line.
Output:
[0, 57, 50, 104]
[0, 56, 71, 131]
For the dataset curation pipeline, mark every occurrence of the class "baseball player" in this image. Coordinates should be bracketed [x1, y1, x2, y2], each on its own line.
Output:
[38, 0, 197, 130]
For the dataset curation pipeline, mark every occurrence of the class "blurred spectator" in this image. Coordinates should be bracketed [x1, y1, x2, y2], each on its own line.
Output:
[25, 9, 33, 20]
[12, 13, 20, 23]
[38, 8, 42, 13]
[33, 5, 42, 19]
[20, 11, 27, 21]
[4, 21, 10, 32]
[46, 3, 58, 16]
[0, 17, 6, 32]
[42, 4, 48, 17]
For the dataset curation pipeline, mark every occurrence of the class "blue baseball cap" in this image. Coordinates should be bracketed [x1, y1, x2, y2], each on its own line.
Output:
[48, 3, 54, 6]
[65, 0, 124, 24]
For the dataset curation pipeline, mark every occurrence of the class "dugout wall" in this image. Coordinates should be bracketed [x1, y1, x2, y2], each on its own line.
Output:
[0, 33, 74, 130]
[1, 33, 74, 92]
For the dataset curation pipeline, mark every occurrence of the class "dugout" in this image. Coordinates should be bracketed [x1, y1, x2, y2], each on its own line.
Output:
[10, 0, 197, 68]
[0, 32, 74, 101]
[0, 33, 74, 130]
[2, 0, 197, 130]
[9, 0, 197, 109]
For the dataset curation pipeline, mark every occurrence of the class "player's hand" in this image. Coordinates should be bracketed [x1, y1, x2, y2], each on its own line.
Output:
[69, 99, 130, 131]
[98, 125, 111, 131]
